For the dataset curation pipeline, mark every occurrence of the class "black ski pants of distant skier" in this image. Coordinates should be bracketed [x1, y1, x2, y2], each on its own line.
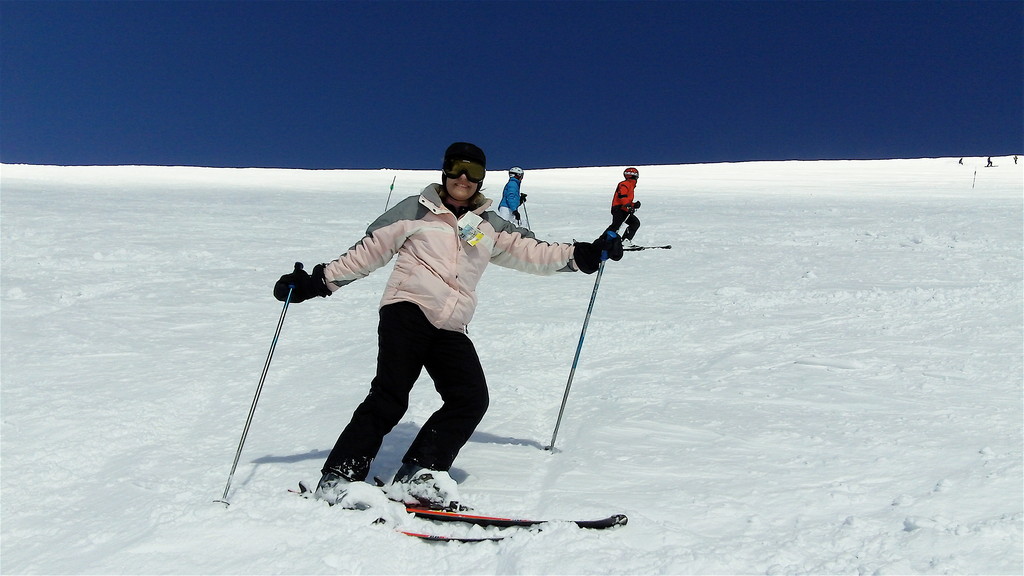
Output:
[607, 207, 640, 241]
[321, 301, 489, 482]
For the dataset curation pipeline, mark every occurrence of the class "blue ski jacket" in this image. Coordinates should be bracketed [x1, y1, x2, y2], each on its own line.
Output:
[499, 177, 521, 212]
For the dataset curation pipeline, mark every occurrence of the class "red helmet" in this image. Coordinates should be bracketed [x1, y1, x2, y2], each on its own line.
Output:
[623, 167, 639, 179]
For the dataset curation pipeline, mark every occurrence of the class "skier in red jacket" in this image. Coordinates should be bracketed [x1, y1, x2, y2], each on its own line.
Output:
[607, 167, 641, 244]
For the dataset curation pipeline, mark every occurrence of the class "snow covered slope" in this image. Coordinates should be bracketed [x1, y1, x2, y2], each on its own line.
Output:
[2, 157, 1021, 574]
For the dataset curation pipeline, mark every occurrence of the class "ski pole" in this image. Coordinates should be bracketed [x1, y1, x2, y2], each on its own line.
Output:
[383, 175, 397, 211]
[215, 268, 297, 506]
[521, 204, 531, 229]
[546, 259, 607, 451]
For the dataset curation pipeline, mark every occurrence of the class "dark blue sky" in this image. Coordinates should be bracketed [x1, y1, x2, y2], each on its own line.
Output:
[2, 1, 1020, 170]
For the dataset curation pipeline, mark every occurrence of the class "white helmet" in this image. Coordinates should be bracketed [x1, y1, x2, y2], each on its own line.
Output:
[509, 166, 524, 178]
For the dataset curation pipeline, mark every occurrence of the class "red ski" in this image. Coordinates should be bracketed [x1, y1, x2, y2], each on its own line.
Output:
[397, 529, 507, 543]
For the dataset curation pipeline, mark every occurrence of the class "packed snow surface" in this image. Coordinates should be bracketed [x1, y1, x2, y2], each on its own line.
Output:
[1, 157, 1021, 574]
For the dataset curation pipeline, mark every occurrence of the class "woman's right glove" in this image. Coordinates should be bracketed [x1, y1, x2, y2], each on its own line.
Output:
[572, 231, 624, 274]
[273, 262, 331, 303]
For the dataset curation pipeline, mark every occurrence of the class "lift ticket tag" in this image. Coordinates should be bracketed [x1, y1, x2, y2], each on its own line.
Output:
[457, 212, 485, 246]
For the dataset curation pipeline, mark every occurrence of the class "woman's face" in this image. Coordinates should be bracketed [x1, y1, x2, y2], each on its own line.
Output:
[445, 173, 477, 205]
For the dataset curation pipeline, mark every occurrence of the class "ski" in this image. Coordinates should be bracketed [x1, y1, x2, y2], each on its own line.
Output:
[405, 506, 628, 530]
[398, 529, 508, 543]
[399, 509, 625, 542]
[292, 481, 626, 541]
[623, 244, 671, 251]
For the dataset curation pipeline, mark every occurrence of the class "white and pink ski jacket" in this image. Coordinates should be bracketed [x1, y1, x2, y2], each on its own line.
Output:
[322, 184, 579, 333]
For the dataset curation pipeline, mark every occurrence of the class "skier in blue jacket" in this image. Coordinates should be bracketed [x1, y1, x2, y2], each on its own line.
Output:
[498, 167, 526, 227]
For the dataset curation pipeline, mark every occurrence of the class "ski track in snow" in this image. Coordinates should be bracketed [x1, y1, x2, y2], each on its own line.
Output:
[1, 158, 1021, 574]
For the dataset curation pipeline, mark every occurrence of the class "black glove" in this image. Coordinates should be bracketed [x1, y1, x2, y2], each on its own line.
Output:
[632, 201, 641, 211]
[572, 231, 624, 274]
[519, 193, 527, 203]
[512, 210, 521, 219]
[273, 262, 331, 303]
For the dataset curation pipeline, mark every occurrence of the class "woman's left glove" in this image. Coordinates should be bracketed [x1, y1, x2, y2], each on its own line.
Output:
[273, 262, 331, 303]
[572, 231, 624, 274]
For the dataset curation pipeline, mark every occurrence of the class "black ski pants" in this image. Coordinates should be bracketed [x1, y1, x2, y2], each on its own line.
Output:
[321, 302, 489, 481]
[607, 207, 640, 241]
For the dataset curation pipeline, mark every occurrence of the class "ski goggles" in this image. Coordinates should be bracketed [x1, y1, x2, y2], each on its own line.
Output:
[443, 158, 486, 183]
